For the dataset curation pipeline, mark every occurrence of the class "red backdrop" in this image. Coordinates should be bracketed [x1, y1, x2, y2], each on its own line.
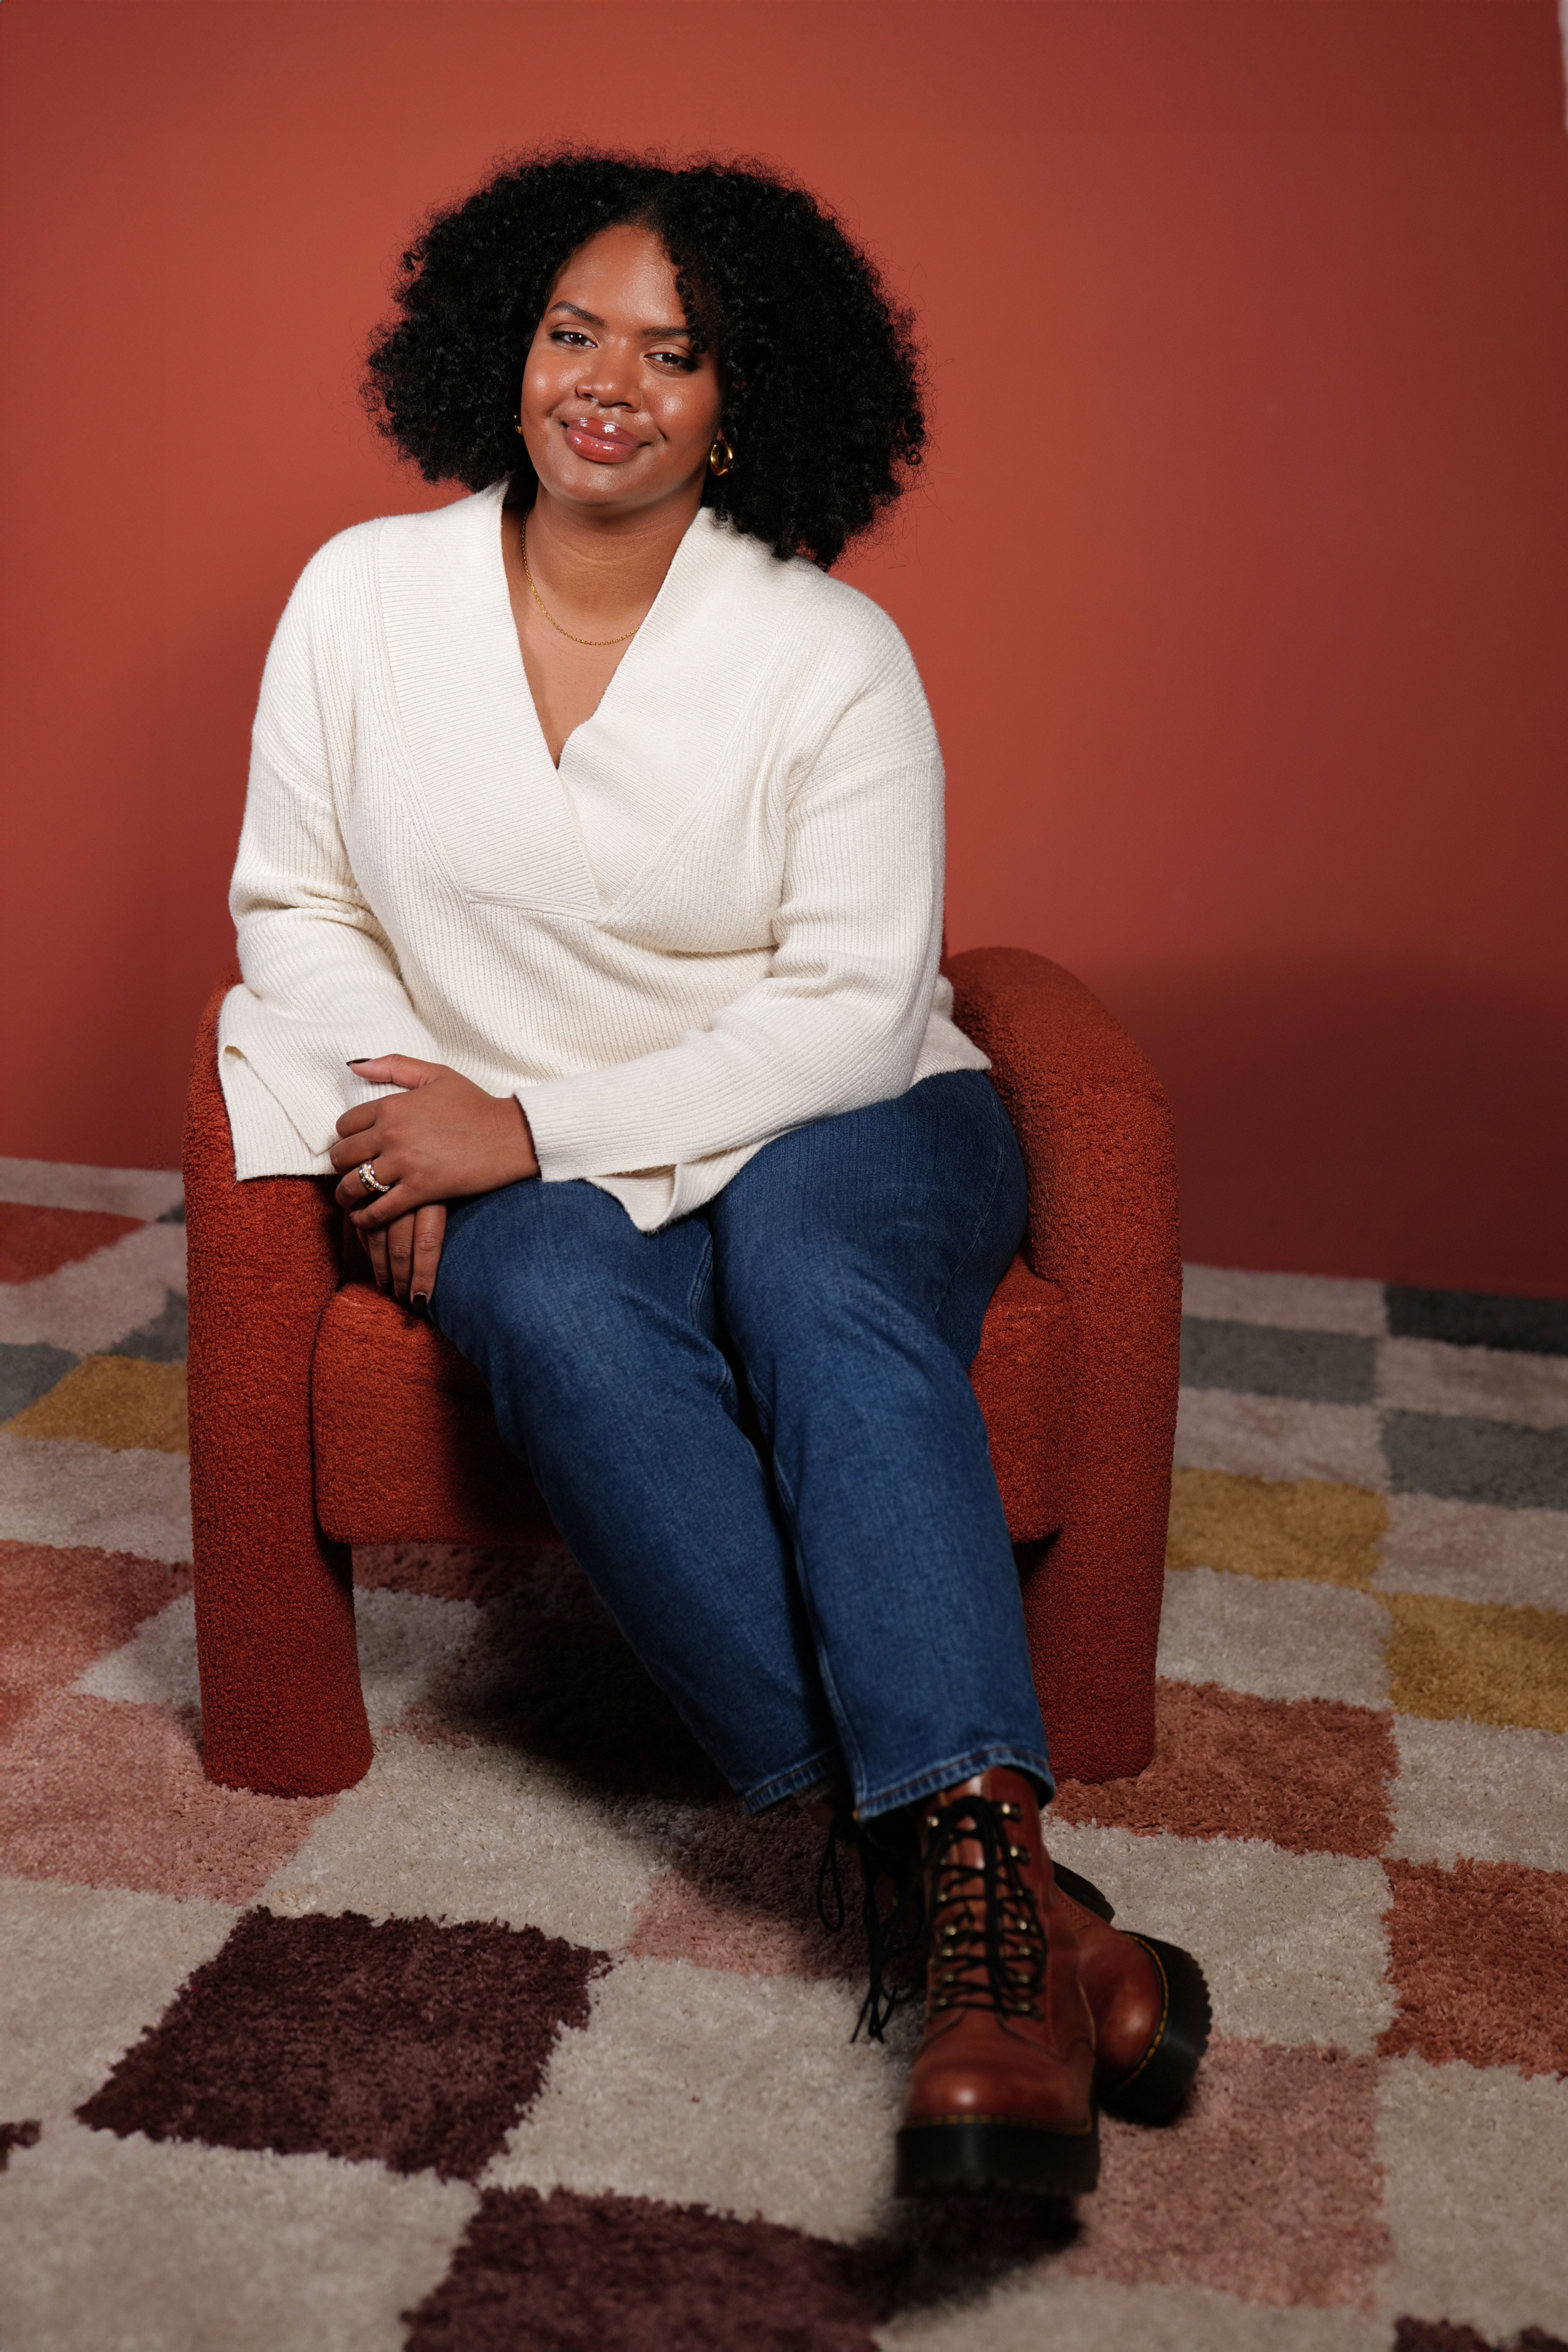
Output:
[2, 1, 1565, 1294]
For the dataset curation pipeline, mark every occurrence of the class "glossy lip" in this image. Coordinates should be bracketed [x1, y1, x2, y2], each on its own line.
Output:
[561, 416, 649, 464]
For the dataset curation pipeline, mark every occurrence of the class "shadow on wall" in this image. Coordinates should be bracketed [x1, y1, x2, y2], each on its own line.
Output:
[1096, 959, 1568, 1300]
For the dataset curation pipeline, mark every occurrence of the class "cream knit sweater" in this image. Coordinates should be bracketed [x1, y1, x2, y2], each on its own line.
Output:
[220, 483, 988, 1231]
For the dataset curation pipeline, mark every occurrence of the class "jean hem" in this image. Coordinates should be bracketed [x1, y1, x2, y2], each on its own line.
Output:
[852, 1746, 1055, 1821]
[741, 1749, 844, 1816]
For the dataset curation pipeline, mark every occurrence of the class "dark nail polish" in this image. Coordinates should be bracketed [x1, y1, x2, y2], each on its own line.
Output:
[411, 1292, 430, 1318]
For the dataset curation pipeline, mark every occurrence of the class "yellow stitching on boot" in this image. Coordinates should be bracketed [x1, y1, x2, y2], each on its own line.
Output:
[1106, 1937, 1171, 2092]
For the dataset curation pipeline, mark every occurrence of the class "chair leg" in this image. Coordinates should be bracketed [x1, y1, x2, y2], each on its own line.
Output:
[184, 1004, 373, 1798]
[193, 1512, 372, 1799]
[185, 1194, 374, 1795]
[1018, 1531, 1162, 1785]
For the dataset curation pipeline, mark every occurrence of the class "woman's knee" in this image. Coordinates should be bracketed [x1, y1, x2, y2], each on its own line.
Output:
[720, 1234, 930, 1378]
[432, 1179, 705, 1371]
[435, 1184, 607, 1349]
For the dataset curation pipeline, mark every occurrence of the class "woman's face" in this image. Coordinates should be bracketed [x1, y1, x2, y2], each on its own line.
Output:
[518, 224, 723, 517]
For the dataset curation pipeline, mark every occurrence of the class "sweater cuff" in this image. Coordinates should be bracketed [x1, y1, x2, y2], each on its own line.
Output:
[515, 1070, 670, 1185]
[219, 985, 445, 1161]
[219, 1051, 334, 1178]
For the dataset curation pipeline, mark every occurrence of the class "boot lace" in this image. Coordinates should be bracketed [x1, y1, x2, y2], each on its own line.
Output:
[921, 1793, 1046, 2023]
[815, 1807, 925, 2044]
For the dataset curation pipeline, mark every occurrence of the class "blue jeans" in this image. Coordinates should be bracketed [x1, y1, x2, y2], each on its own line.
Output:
[430, 1070, 1052, 1819]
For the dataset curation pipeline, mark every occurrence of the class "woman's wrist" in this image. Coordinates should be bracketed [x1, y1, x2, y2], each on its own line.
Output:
[500, 1093, 540, 1183]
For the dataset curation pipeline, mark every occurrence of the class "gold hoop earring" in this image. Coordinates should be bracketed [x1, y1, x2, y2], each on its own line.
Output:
[515, 421, 526, 437]
[708, 432, 735, 477]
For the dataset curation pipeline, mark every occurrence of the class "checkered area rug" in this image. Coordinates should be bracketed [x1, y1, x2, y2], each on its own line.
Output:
[2, 1155, 1565, 2352]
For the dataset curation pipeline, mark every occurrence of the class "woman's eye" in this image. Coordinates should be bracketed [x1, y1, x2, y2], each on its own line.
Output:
[550, 330, 593, 348]
[650, 349, 696, 370]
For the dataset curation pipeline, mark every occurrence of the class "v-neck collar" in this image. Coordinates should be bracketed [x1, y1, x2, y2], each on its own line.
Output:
[376, 483, 793, 918]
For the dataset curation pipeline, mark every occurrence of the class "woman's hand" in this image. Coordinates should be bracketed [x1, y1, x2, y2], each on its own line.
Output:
[330, 1056, 538, 1303]
[349, 1200, 449, 1306]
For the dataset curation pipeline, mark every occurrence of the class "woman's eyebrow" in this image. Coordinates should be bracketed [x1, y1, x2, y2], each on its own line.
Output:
[549, 299, 691, 337]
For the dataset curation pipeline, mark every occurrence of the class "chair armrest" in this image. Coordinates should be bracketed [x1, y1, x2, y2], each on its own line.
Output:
[946, 946, 1177, 1292]
[947, 946, 1181, 1780]
[183, 964, 372, 1794]
[185, 962, 342, 1313]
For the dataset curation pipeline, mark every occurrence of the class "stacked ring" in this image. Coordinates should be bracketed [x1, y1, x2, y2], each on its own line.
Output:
[356, 1161, 393, 1198]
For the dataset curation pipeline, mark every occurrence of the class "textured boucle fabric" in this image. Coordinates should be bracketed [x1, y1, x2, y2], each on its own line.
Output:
[965, 1255, 1074, 1541]
[185, 971, 373, 1797]
[947, 946, 1181, 1781]
[312, 1283, 554, 1549]
[219, 487, 986, 1232]
[184, 945, 1177, 1797]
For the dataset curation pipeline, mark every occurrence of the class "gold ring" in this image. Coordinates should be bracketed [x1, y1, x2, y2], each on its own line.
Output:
[356, 1161, 392, 1198]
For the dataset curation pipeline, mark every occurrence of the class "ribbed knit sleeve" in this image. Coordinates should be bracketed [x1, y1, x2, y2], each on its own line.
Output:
[221, 534, 444, 1171]
[516, 627, 958, 1184]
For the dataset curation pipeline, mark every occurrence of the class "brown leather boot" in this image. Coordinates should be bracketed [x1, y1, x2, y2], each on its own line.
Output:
[817, 1793, 1211, 2122]
[1049, 1868, 1211, 2123]
[894, 1768, 1099, 2197]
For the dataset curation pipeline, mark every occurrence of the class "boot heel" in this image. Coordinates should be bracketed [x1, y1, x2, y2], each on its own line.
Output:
[1097, 1936, 1211, 2124]
[895, 2115, 1099, 2198]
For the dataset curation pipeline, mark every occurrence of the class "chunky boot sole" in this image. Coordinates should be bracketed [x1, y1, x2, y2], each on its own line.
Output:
[895, 2114, 1100, 2198]
[1098, 1935, 1212, 2124]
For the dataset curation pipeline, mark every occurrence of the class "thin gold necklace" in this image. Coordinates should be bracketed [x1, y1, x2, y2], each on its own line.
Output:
[520, 521, 642, 647]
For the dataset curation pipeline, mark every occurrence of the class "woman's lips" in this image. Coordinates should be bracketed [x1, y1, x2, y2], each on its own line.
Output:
[562, 419, 646, 464]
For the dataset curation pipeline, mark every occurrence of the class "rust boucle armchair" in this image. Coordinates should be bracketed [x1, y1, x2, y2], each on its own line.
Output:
[184, 949, 1181, 1800]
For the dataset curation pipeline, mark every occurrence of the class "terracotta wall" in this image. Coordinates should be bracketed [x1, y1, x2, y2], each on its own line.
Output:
[2, 1, 1564, 1293]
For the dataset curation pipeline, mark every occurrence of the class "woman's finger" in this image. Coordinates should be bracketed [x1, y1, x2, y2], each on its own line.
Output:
[361, 1220, 392, 1292]
[410, 1203, 447, 1310]
[344, 1173, 432, 1230]
[333, 1099, 381, 1142]
[347, 1055, 447, 1090]
[329, 1133, 378, 1175]
[330, 1134, 383, 1185]
[333, 1150, 401, 1210]
[387, 1210, 416, 1302]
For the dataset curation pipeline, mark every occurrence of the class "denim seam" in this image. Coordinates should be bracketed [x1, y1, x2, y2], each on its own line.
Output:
[742, 1746, 843, 1814]
[761, 1442, 874, 1799]
[686, 1230, 715, 1328]
[856, 1744, 1057, 1819]
[686, 1230, 743, 1416]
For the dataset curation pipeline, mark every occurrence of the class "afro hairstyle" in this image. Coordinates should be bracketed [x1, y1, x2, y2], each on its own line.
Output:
[364, 150, 926, 569]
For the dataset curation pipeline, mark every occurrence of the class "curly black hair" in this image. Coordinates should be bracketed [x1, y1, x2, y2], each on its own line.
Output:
[364, 150, 926, 569]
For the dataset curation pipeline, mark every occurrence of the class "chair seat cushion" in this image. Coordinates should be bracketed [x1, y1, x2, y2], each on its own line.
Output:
[313, 1281, 553, 1548]
[312, 1254, 1072, 1549]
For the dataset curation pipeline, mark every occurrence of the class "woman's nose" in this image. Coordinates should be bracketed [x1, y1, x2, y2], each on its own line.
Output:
[576, 343, 639, 407]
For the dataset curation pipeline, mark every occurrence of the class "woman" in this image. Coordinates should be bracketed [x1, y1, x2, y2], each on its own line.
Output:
[222, 151, 1208, 2200]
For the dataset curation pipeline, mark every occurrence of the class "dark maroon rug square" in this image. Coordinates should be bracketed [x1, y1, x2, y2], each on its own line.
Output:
[76, 1907, 608, 2179]
[403, 2185, 884, 2352]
